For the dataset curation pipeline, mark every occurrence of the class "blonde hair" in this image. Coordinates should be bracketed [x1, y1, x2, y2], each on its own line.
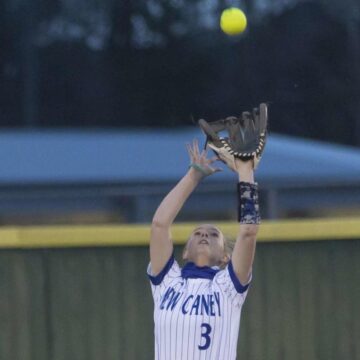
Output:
[224, 235, 235, 256]
[220, 235, 234, 269]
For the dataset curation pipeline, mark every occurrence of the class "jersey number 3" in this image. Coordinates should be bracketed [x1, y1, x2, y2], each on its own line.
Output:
[198, 323, 212, 350]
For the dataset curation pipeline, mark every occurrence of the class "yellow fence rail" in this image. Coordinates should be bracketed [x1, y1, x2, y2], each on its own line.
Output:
[0, 217, 360, 249]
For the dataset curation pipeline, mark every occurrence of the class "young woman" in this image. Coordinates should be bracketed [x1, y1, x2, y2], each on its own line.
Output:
[147, 139, 260, 360]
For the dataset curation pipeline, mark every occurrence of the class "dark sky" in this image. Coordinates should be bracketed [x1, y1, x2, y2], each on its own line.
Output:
[0, 0, 359, 146]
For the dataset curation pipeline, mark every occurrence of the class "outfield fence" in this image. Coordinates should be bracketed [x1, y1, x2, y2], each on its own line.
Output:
[0, 218, 359, 360]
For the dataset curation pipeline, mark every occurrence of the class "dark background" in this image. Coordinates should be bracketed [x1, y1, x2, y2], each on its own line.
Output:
[0, 0, 360, 145]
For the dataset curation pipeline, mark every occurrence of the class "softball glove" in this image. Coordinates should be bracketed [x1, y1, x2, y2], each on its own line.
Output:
[198, 103, 268, 170]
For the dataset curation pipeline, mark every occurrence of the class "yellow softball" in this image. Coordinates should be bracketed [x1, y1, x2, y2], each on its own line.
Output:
[220, 7, 247, 35]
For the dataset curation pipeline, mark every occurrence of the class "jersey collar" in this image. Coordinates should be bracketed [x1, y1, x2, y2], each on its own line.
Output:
[181, 262, 220, 280]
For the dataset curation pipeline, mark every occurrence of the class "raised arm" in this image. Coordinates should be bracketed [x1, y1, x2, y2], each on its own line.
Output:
[231, 158, 259, 285]
[197, 103, 267, 285]
[150, 140, 220, 275]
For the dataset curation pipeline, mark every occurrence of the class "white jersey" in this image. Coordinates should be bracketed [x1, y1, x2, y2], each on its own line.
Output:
[147, 255, 250, 360]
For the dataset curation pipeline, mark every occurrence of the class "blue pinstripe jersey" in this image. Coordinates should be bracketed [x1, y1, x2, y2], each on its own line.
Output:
[147, 255, 250, 360]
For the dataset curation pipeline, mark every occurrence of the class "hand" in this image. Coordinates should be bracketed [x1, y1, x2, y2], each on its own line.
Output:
[186, 139, 222, 180]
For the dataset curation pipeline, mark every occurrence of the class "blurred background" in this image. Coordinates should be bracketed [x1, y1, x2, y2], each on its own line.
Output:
[0, 0, 360, 359]
[0, 0, 359, 141]
[1, 0, 360, 225]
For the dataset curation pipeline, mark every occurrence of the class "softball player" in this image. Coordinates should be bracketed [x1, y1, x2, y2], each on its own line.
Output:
[148, 139, 260, 360]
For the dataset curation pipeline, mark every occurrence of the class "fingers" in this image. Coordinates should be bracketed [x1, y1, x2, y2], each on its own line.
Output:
[208, 156, 220, 164]
[186, 143, 193, 156]
[188, 139, 221, 166]
[186, 143, 195, 162]
[192, 139, 200, 158]
[187, 139, 223, 176]
[188, 139, 206, 160]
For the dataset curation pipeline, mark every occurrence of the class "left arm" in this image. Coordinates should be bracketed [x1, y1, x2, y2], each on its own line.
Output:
[199, 103, 267, 285]
[231, 159, 259, 285]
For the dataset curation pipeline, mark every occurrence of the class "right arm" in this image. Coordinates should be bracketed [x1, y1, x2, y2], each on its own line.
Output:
[150, 140, 220, 275]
